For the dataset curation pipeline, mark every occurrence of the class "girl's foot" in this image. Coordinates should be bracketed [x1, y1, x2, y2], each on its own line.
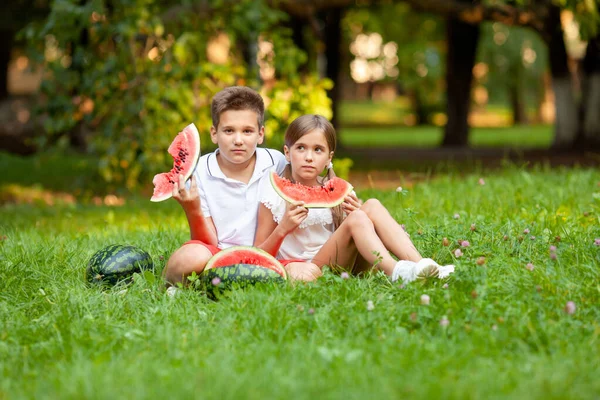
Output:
[392, 258, 455, 283]
[417, 258, 455, 280]
[391, 260, 418, 283]
[415, 258, 440, 281]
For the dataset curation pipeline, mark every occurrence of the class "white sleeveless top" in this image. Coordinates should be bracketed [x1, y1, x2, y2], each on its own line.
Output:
[259, 170, 335, 261]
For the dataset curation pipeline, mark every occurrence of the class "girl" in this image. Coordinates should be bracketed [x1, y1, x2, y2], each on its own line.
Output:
[254, 114, 455, 283]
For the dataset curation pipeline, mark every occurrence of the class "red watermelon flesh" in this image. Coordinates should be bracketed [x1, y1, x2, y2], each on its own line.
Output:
[151, 123, 201, 202]
[270, 171, 353, 208]
[205, 246, 287, 279]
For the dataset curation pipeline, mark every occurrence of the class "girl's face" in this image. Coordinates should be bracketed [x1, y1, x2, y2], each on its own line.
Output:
[284, 129, 334, 186]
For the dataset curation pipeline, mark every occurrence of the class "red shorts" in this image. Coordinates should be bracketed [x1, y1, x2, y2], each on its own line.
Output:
[182, 241, 304, 267]
[183, 240, 221, 256]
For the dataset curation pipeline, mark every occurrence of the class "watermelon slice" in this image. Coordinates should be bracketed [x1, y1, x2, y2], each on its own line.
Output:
[204, 246, 287, 279]
[269, 171, 353, 208]
[150, 123, 201, 202]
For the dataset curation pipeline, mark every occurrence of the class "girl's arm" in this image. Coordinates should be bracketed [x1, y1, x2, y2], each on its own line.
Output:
[254, 202, 307, 257]
[254, 204, 287, 256]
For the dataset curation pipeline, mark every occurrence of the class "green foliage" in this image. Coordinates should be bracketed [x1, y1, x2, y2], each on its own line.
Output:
[477, 22, 548, 108]
[343, 4, 446, 114]
[1, 165, 600, 397]
[332, 157, 353, 181]
[23, 0, 332, 191]
[263, 76, 333, 149]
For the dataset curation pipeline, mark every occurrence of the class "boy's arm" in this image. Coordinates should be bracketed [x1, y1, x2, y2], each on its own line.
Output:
[173, 174, 218, 245]
[185, 210, 218, 245]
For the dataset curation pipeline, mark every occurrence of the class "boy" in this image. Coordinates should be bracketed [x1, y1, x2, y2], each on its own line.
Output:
[164, 86, 321, 285]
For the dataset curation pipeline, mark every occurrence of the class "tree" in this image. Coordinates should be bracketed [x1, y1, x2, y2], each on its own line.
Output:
[442, 0, 481, 147]
[478, 23, 548, 125]
[343, 4, 446, 125]
[278, 0, 600, 149]
[578, 35, 600, 147]
[23, 0, 331, 190]
[1, 0, 49, 101]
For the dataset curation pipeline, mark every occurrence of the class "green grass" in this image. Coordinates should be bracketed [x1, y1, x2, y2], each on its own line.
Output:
[339, 125, 553, 148]
[1, 150, 600, 398]
[339, 99, 413, 125]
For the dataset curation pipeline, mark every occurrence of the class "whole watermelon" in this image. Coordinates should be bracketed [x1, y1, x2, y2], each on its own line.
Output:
[86, 244, 153, 287]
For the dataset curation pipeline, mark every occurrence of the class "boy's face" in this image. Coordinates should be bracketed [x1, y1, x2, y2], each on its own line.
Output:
[210, 109, 265, 166]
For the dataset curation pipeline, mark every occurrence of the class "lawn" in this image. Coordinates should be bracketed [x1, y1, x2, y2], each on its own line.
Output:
[1, 151, 600, 399]
[337, 99, 551, 149]
[339, 125, 553, 148]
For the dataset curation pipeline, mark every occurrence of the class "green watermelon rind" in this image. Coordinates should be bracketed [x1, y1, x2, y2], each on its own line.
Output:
[202, 263, 284, 284]
[86, 244, 154, 287]
[204, 246, 287, 279]
[199, 263, 286, 299]
[269, 171, 353, 208]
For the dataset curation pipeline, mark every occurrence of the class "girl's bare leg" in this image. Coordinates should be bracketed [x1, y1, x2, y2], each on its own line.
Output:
[360, 199, 422, 262]
[312, 210, 398, 276]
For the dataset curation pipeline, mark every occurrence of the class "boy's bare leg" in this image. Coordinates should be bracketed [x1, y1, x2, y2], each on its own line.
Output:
[163, 244, 213, 286]
[360, 199, 422, 262]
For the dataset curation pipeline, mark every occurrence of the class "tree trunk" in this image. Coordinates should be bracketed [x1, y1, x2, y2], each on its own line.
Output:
[508, 62, 528, 124]
[509, 84, 528, 125]
[578, 36, 600, 149]
[546, 5, 578, 150]
[239, 35, 259, 82]
[442, 15, 480, 147]
[68, 20, 89, 152]
[0, 29, 14, 102]
[323, 7, 343, 131]
[408, 88, 428, 125]
[289, 15, 309, 75]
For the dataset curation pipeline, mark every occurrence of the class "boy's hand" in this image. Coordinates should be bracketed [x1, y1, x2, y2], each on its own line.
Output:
[342, 193, 362, 214]
[279, 201, 308, 234]
[172, 174, 200, 212]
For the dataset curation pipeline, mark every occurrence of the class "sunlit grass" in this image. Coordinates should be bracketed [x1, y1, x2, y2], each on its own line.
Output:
[1, 159, 599, 398]
[340, 125, 553, 148]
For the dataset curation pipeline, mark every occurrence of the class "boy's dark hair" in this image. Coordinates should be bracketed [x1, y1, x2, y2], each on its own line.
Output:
[211, 86, 265, 128]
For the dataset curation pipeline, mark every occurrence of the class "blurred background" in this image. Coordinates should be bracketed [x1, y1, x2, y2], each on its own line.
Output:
[1, 0, 599, 197]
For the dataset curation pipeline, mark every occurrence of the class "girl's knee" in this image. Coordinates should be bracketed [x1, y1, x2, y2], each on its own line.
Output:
[345, 209, 371, 229]
[361, 198, 382, 214]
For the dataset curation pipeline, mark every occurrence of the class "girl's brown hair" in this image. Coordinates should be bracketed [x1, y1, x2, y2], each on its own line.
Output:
[282, 114, 344, 229]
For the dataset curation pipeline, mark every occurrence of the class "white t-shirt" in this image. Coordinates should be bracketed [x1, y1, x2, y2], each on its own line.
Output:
[259, 170, 335, 261]
[193, 148, 287, 249]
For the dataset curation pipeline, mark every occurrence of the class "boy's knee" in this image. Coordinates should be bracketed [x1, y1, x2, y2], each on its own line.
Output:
[164, 245, 213, 285]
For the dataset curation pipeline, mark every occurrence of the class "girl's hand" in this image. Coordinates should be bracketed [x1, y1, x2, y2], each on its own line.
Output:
[279, 201, 308, 233]
[172, 174, 200, 212]
[342, 193, 362, 214]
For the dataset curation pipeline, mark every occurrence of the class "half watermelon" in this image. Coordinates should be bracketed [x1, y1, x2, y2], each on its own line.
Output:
[204, 246, 287, 279]
[270, 171, 353, 208]
[200, 246, 287, 298]
[150, 123, 201, 202]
